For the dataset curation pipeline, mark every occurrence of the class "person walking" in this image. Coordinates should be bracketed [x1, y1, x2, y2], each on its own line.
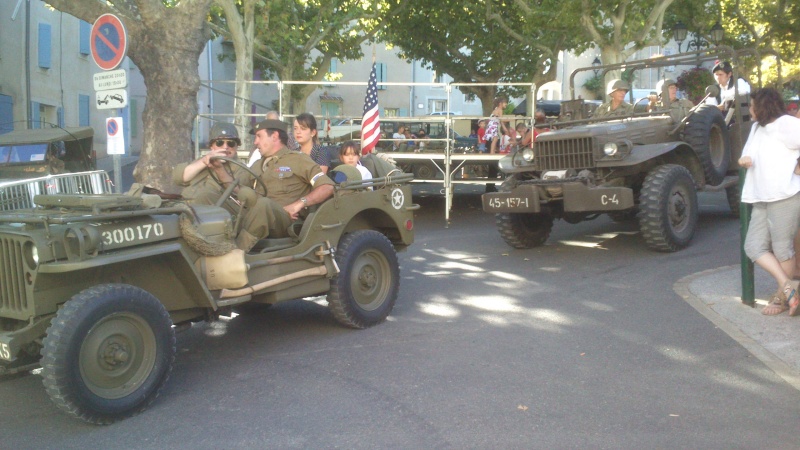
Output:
[739, 88, 800, 315]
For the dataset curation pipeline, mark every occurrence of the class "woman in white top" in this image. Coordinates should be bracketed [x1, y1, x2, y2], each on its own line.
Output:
[739, 88, 800, 315]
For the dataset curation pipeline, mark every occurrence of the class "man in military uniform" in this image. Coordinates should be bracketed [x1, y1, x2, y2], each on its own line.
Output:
[215, 119, 335, 251]
[594, 79, 633, 118]
[172, 122, 244, 213]
[648, 78, 695, 122]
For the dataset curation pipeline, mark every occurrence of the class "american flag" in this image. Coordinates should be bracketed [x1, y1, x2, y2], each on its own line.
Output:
[360, 63, 380, 155]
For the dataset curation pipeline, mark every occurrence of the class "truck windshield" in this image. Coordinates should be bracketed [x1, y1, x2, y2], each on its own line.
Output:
[0, 144, 48, 165]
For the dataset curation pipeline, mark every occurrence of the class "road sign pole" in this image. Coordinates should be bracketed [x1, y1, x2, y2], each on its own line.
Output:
[113, 154, 122, 193]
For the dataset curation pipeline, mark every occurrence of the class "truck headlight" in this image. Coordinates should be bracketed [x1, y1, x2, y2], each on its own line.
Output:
[521, 148, 534, 161]
[603, 143, 618, 156]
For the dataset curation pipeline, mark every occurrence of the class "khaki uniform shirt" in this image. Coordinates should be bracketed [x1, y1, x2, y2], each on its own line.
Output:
[172, 158, 244, 204]
[659, 98, 695, 123]
[594, 101, 634, 118]
[237, 146, 334, 206]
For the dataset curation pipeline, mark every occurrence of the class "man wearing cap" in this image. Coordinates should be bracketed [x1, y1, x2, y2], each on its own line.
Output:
[172, 122, 244, 211]
[648, 79, 695, 122]
[705, 61, 751, 115]
[594, 79, 633, 118]
[214, 119, 335, 251]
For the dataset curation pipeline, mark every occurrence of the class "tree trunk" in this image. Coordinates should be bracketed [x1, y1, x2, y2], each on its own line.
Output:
[44, 0, 213, 193]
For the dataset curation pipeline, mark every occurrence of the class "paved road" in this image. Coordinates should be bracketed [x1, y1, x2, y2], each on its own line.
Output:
[1, 189, 798, 448]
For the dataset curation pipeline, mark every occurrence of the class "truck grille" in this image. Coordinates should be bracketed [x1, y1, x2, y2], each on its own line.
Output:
[0, 170, 112, 211]
[0, 236, 28, 313]
[535, 137, 595, 171]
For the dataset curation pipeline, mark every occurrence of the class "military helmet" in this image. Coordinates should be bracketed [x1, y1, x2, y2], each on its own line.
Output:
[606, 79, 630, 96]
[656, 78, 677, 93]
[329, 164, 362, 184]
[209, 122, 241, 145]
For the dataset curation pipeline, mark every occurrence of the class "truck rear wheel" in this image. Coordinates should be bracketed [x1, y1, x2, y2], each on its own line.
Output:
[495, 212, 554, 249]
[41, 284, 175, 425]
[328, 230, 399, 329]
[684, 104, 730, 186]
[638, 164, 698, 252]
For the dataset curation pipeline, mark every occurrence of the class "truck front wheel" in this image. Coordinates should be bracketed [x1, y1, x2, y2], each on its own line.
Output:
[638, 164, 698, 252]
[41, 284, 175, 424]
[495, 212, 554, 249]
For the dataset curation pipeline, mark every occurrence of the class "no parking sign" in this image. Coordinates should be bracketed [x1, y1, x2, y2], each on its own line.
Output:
[106, 117, 125, 155]
[91, 14, 127, 71]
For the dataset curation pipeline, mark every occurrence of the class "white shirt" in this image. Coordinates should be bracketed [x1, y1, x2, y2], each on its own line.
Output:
[355, 162, 372, 181]
[706, 78, 751, 106]
[740, 115, 800, 203]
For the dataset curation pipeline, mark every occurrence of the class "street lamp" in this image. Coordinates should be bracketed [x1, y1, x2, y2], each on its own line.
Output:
[592, 57, 601, 77]
[673, 21, 724, 53]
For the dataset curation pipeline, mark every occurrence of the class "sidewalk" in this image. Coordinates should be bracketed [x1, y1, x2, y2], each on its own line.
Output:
[676, 265, 800, 389]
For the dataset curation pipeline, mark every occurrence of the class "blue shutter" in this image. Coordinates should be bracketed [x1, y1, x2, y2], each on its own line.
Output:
[330, 58, 337, 73]
[57, 107, 64, 127]
[78, 95, 90, 126]
[38, 23, 52, 69]
[31, 102, 41, 128]
[79, 21, 91, 55]
[0, 94, 13, 134]
[130, 99, 138, 137]
[377, 63, 387, 90]
[398, 108, 408, 117]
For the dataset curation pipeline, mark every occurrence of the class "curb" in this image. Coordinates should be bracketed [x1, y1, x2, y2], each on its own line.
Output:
[674, 265, 800, 390]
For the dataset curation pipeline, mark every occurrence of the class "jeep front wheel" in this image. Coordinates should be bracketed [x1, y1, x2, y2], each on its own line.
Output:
[41, 284, 175, 424]
[328, 230, 399, 329]
[495, 212, 554, 249]
[638, 165, 698, 252]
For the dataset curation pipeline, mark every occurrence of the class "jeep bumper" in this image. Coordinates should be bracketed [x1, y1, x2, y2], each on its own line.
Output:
[482, 183, 634, 213]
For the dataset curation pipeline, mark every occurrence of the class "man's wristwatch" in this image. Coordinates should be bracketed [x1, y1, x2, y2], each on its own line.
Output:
[300, 197, 308, 207]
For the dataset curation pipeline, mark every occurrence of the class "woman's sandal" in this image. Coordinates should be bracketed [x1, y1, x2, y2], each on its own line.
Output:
[763, 290, 789, 315]
[786, 280, 800, 316]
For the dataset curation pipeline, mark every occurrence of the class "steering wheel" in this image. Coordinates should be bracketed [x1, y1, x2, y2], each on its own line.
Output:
[207, 155, 268, 201]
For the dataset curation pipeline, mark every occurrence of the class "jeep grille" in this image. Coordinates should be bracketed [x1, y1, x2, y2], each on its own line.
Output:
[535, 137, 595, 171]
[0, 236, 28, 313]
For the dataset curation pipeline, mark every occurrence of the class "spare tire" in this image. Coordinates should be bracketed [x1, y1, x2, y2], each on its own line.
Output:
[684, 104, 730, 186]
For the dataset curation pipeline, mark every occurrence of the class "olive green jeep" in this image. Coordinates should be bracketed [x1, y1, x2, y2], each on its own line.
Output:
[0, 157, 417, 424]
[483, 47, 754, 252]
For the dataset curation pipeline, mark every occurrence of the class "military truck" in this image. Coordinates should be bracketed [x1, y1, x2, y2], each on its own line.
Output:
[483, 48, 753, 252]
[0, 156, 417, 424]
[0, 126, 96, 179]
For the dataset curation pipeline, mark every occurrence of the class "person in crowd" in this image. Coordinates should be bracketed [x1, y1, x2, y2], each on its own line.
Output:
[484, 97, 512, 154]
[648, 78, 695, 122]
[476, 120, 487, 153]
[515, 122, 533, 149]
[173, 122, 244, 210]
[787, 102, 799, 118]
[738, 88, 800, 316]
[594, 79, 633, 118]
[294, 112, 330, 174]
[705, 61, 751, 116]
[212, 119, 335, 252]
[414, 128, 428, 151]
[339, 140, 372, 183]
[392, 125, 407, 151]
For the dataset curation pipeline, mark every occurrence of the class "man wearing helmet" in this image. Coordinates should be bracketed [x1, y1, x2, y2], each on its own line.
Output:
[173, 122, 244, 210]
[648, 78, 695, 122]
[594, 79, 633, 118]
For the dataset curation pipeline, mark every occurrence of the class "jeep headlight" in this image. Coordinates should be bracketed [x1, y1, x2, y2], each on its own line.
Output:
[603, 142, 618, 156]
[521, 148, 534, 161]
[24, 241, 38, 268]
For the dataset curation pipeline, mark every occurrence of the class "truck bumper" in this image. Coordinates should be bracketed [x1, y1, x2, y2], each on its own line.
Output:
[482, 183, 634, 214]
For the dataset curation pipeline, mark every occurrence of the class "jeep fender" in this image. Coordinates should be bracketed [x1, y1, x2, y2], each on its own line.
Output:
[596, 142, 688, 168]
[36, 242, 214, 317]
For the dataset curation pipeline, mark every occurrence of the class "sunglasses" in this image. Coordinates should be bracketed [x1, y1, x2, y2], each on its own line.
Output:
[213, 139, 239, 147]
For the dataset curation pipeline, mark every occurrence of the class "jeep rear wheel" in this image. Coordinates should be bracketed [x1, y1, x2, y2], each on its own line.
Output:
[684, 104, 730, 186]
[638, 165, 698, 252]
[41, 284, 175, 425]
[496, 212, 554, 249]
[328, 230, 399, 329]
